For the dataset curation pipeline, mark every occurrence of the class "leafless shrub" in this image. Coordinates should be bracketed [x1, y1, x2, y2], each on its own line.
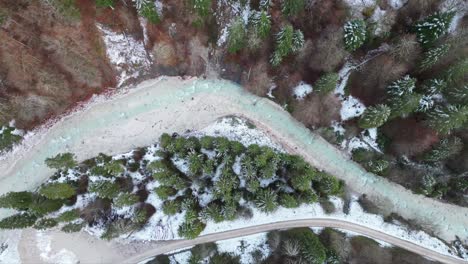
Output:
[307, 25, 348, 72]
[11, 94, 62, 125]
[390, 34, 421, 66]
[293, 93, 342, 128]
[242, 61, 274, 97]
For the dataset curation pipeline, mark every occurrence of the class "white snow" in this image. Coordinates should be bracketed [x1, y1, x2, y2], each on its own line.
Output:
[0, 230, 21, 264]
[293, 81, 313, 100]
[97, 24, 151, 87]
[340, 96, 366, 121]
[388, 0, 408, 9]
[188, 117, 283, 151]
[36, 232, 78, 264]
[342, 128, 381, 153]
[216, 232, 270, 264]
[170, 249, 192, 264]
[266, 83, 276, 99]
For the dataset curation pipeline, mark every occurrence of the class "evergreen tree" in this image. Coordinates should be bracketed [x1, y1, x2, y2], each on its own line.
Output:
[343, 20, 366, 52]
[389, 92, 423, 118]
[188, 153, 205, 176]
[154, 186, 177, 199]
[279, 193, 301, 208]
[444, 58, 468, 86]
[314, 73, 339, 95]
[201, 203, 225, 223]
[88, 180, 120, 199]
[45, 153, 77, 170]
[162, 199, 182, 215]
[290, 174, 312, 191]
[358, 104, 391, 129]
[200, 136, 215, 149]
[61, 222, 84, 233]
[57, 209, 80, 222]
[227, 17, 246, 53]
[366, 159, 389, 175]
[159, 133, 173, 150]
[426, 105, 468, 134]
[421, 78, 447, 96]
[0, 213, 37, 229]
[420, 174, 437, 196]
[314, 173, 343, 196]
[270, 25, 304, 66]
[29, 196, 64, 216]
[446, 85, 468, 104]
[34, 218, 58, 230]
[178, 219, 206, 239]
[386, 75, 416, 97]
[419, 44, 450, 71]
[113, 192, 139, 207]
[191, 0, 211, 18]
[95, 0, 114, 8]
[39, 182, 76, 200]
[0, 191, 33, 210]
[422, 137, 463, 162]
[414, 11, 454, 47]
[135, 0, 160, 24]
[281, 0, 305, 17]
[282, 228, 327, 264]
[254, 188, 278, 213]
[251, 10, 271, 39]
[0, 125, 22, 152]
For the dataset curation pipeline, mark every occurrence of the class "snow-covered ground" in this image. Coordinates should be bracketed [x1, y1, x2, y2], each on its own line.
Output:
[293, 81, 313, 100]
[97, 24, 152, 87]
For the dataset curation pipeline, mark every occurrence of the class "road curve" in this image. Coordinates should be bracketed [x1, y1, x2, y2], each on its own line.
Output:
[124, 219, 466, 264]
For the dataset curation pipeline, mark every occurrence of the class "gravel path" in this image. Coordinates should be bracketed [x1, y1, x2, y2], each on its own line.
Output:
[0, 76, 467, 261]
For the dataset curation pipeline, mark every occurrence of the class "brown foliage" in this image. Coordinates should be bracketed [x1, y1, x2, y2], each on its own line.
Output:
[348, 54, 408, 105]
[382, 117, 439, 157]
[306, 25, 348, 72]
[241, 61, 274, 97]
[292, 93, 342, 128]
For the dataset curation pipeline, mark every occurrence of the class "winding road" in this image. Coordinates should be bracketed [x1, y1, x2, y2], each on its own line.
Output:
[0, 77, 467, 263]
[125, 219, 466, 264]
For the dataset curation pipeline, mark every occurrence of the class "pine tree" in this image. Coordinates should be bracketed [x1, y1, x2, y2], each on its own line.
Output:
[445, 85, 468, 104]
[366, 159, 389, 175]
[343, 20, 366, 52]
[422, 137, 463, 162]
[39, 182, 76, 200]
[270, 25, 304, 66]
[421, 78, 447, 96]
[414, 11, 454, 47]
[0, 125, 22, 152]
[201, 203, 225, 223]
[254, 188, 279, 213]
[314, 173, 343, 196]
[420, 174, 436, 195]
[0, 191, 33, 210]
[251, 10, 271, 39]
[34, 218, 58, 230]
[88, 180, 120, 199]
[445, 58, 468, 86]
[57, 209, 80, 222]
[314, 73, 339, 95]
[358, 104, 392, 129]
[426, 105, 468, 134]
[389, 92, 423, 118]
[178, 219, 205, 239]
[419, 44, 450, 71]
[279, 193, 301, 208]
[137, 0, 160, 24]
[45, 153, 77, 170]
[95, 0, 114, 8]
[386, 75, 416, 97]
[162, 199, 182, 215]
[191, 0, 211, 19]
[281, 0, 305, 17]
[0, 213, 37, 229]
[29, 196, 64, 216]
[154, 186, 177, 199]
[113, 192, 139, 207]
[227, 17, 246, 53]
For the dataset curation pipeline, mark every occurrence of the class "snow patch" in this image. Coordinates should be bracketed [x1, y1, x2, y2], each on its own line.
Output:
[340, 96, 366, 121]
[388, 0, 408, 9]
[36, 232, 78, 264]
[97, 24, 151, 87]
[216, 232, 270, 264]
[293, 82, 313, 100]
